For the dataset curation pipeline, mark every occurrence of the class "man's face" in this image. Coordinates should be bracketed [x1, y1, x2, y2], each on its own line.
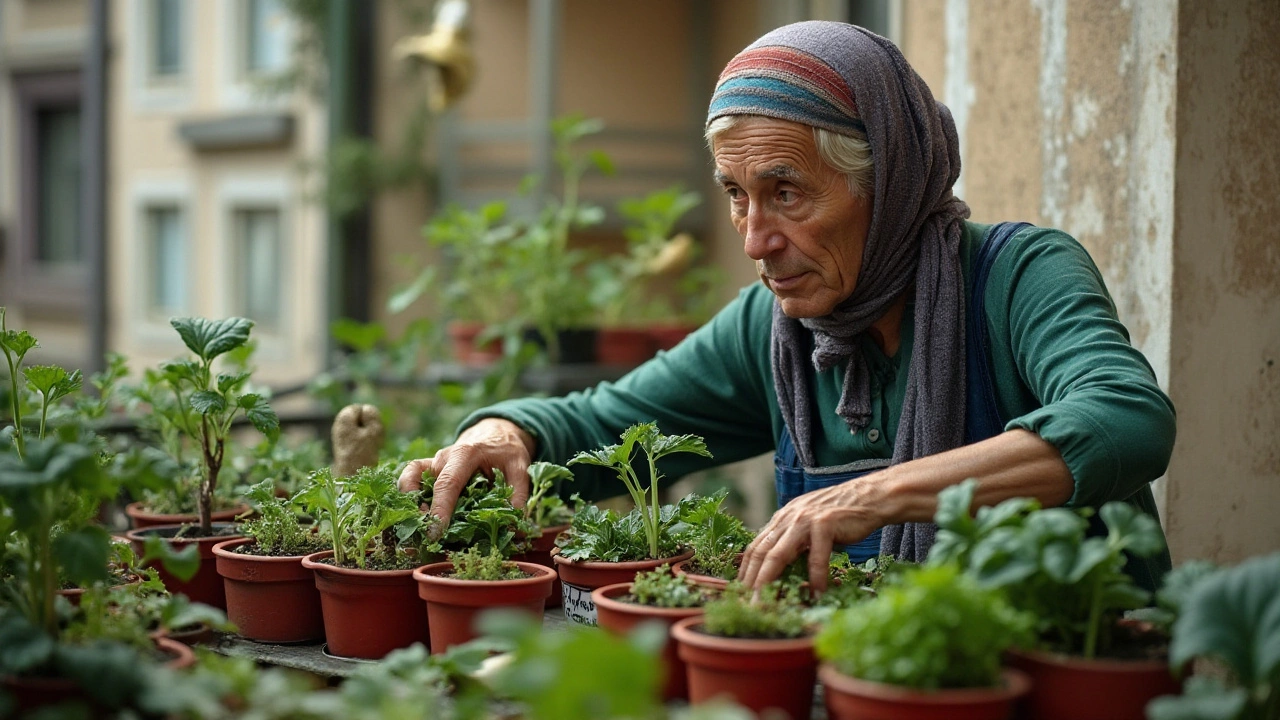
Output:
[712, 117, 871, 318]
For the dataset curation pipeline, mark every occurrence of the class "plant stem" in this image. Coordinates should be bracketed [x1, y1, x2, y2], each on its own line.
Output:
[1083, 574, 1104, 658]
[38, 393, 49, 441]
[647, 451, 661, 559]
[4, 351, 25, 460]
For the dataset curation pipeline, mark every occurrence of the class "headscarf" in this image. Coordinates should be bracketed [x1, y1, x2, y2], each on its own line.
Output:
[707, 21, 971, 561]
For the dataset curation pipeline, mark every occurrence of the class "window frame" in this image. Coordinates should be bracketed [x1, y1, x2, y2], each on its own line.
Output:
[214, 176, 293, 360]
[128, 0, 192, 111]
[127, 177, 194, 350]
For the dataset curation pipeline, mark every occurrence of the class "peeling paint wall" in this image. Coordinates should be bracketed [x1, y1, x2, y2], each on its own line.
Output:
[1166, 0, 1280, 563]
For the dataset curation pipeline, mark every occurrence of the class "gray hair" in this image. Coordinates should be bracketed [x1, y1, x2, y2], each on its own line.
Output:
[705, 115, 874, 200]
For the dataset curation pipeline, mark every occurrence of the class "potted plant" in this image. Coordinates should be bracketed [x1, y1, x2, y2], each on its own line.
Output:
[670, 581, 817, 719]
[669, 488, 754, 590]
[554, 422, 709, 625]
[213, 478, 329, 643]
[123, 317, 280, 609]
[927, 479, 1179, 720]
[593, 564, 717, 700]
[815, 563, 1034, 720]
[413, 546, 556, 654]
[515, 461, 577, 608]
[297, 462, 433, 660]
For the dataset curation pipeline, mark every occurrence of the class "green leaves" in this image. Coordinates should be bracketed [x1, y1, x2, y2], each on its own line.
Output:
[23, 365, 82, 403]
[140, 535, 201, 583]
[170, 317, 254, 363]
[53, 526, 112, 586]
[189, 391, 226, 415]
[0, 324, 38, 362]
[239, 394, 280, 442]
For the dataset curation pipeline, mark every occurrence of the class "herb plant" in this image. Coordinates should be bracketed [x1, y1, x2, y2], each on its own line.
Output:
[673, 488, 754, 580]
[426, 469, 537, 558]
[235, 479, 326, 557]
[701, 582, 809, 640]
[568, 422, 711, 560]
[295, 463, 431, 570]
[927, 479, 1166, 658]
[525, 461, 577, 529]
[629, 565, 713, 609]
[448, 546, 526, 581]
[816, 563, 1034, 690]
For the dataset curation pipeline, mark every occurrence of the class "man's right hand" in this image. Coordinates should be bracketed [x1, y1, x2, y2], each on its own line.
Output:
[397, 417, 537, 532]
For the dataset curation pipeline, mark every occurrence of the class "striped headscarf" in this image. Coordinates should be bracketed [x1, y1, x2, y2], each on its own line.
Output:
[708, 22, 972, 562]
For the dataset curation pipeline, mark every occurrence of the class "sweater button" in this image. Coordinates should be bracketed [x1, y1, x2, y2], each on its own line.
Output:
[867, 429, 881, 442]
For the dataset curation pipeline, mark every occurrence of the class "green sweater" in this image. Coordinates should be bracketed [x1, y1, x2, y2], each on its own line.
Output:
[465, 221, 1176, 584]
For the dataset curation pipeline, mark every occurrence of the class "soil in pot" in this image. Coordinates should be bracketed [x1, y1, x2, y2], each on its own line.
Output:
[125, 523, 245, 610]
[300, 550, 430, 660]
[515, 523, 570, 609]
[413, 561, 556, 654]
[671, 616, 817, 720]
[593, 582, 705, 701]
[1005, 647, 1181, 720]
[552, 549, 694, 626]
[820, 663, 1032, 720]
[125, 501, 250, 530]
[671, 557, 737, 592]
[213, 538, 325, 644]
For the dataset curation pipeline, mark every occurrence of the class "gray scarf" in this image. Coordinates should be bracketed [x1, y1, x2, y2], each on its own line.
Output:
[709, 22, 971, 561]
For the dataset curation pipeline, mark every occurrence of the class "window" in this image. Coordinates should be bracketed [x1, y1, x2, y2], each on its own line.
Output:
[150, 0, 185, 79]
[233, 208, 283, 329]
[244, 0, 289, 76]
[145, 206, 187, 316]
[35, 107, 83, 266]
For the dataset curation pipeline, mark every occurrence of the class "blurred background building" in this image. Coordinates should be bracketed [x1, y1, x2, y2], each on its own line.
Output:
[0, 0, 1276, 566]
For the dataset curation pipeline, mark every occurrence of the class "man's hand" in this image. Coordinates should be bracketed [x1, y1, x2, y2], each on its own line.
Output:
[738, 476, 886, 593]
[397, 418, 537, 532]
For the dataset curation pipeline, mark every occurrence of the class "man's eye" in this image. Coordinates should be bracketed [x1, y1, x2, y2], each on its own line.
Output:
[778, 189, 797, 203]
[725, 186, 743, 199]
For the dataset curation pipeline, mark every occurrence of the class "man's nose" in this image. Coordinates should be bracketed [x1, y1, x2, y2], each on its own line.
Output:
[742, 206, 783, 261]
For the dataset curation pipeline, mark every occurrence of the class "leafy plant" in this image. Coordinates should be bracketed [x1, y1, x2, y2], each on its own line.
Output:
[148, 318, 281, 534]
[569, 422, 711, 560]
[525, 461, 577, 529]
[927, 478, 1166, 658]
[448, 546, 526, 581]
[1126, 558, 1219, 633]
[673, 487, 753, 580]
[629, 565, 713, 609]
[701, 581, 809, 640]
[816, 563, 1034, 690]
[235, 479, 326, 557]
[1147, 552, 1280, 720]
[295, 463, 431, 570]
[424, 469, 537, 558]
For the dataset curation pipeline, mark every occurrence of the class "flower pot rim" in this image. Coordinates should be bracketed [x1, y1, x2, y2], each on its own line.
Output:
[124, 523, 245, 544]
[818, 663, 1032, 704]
[1006, 646, 1173, 672]
[212, 537, 317, 562]
[412, 561, 556, 588]
[671, 557, 735, 588]
[670, 615, 815, 653]
[551, 547, 695, 570]
[155, 635, 197, 670]
[125, 500, 250, 523]
[591, 582, 707, 619]
[299, 549, 420, 578]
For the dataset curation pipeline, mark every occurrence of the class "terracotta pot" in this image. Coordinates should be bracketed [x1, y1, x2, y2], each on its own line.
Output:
[595, 327, 656, 366]
[447, 321, 503, 365]
[300, 550, 429, 660]
[125, 501, 251, 529]
[1005, 647, 1181, 720]
[213, 538, 325, 643]
[820, 663, 1031, 720]
[552, 548, 694, 626]
[649, 323, 699, 352]
[57, 574, 142, 607]
[515, 523, 570, 608]
[593, 582, 705, 701]
[413, 561, 556, 654]
[152, 621, 214, 647]
[125, 523, 245, 609]
[671, 616, 817, 720]
[672, 557, 735, 591]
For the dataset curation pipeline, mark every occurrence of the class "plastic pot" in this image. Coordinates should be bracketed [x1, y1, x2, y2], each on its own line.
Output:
[213, 538, 325, 643]
[125, 523, 245, 610]
[413, 561, 555, 654]
[125, 501, 250, 529]
[301, 551, 430, 660]
[1005, 647, 1181, 720]
[514, 523, 571, 608]
[593, 582, 705, 701]
[820, 663, 1031, 720]
[671, 556, 736, 591]
[552, 549, 694, 626]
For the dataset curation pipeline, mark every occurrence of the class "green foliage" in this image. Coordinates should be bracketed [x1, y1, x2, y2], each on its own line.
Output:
[448, 546, 526, 581]
[702, 582, 809, 640]
[817, 563, 1035, 690]
[295, 463, 431, 569]
[557, 499, 682, 563]
[569, 422, 711, 559]
[926, 479, 1164, 657]
[526, 461, 577, 529]
[0, 306, 38, 458]
[236, 479, 326, 557]
[673, 488, 754, 580]
[629, 565, 712, 609]
[425, 469, 537, 558]
[1126, 558, 1219, 633]
[1147, 552, 1280, 720]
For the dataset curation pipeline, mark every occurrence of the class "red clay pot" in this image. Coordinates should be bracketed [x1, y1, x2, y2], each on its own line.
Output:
[649, 323, 699, 352]
[447, 321, 503, 365]
[300, 550, 429, 660]
[1005, 647, 1181, 720]
[125, 523, 245, 610]
[57, 574, 142, 607]
[671, 557, 735, 591]
[820, 663, 1031, 720]
[671, 616, 817, 720]
[413, 561, 555, 654]
[593, 582, 705, 701]
[515, 523, 570, 608]
[552, 548, 694, 626]
[595, 327, 655, 366]
[213, 538, 325, 643]
[124, 501, 250, 529]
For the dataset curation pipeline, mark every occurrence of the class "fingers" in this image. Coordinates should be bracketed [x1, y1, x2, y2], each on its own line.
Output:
[752, 525, 806, 589]
[507, 461, 530, 509]
[808, 524, 834, 594]
[427, 449, 474, 530]
[397, 458, 432, 493]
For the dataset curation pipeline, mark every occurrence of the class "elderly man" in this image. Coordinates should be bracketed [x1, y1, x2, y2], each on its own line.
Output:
[399, 21, 1175, 592]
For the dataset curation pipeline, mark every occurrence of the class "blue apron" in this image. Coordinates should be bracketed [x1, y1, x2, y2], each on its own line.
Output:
[774, 222, 1030, 562]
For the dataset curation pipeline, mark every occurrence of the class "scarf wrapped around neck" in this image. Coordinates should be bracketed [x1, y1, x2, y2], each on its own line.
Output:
[707, 21, 971, 562]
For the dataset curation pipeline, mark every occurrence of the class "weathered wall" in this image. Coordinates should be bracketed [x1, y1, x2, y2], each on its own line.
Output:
[1165, 0, 1280, 563]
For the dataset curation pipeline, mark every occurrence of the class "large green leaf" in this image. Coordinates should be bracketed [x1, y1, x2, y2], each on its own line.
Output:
[933, 479, 978, 533]
[53, 526, 112, 586]
[159, 359, 201, 387]
[189, 391, 226, 415]
[1169, 552, 1280, 688]
[170, 317, 253, 362]
[141, 535, 201, 583]
[1100, 501, 1166, 557]
[23, 365, 82, 401]
[216, 372, 250, 395]
[1145, 676, 1249, 720]
[238, 394, 279, 442]
[0, 329, 38, 359]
